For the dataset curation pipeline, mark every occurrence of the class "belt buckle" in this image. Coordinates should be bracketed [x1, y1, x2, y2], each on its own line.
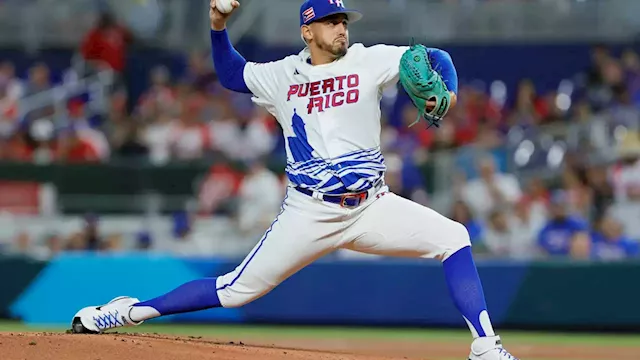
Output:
[340, 192, 367, 208]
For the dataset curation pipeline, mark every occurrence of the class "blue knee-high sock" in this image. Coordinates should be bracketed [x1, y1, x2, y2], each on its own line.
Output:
[132, 278, 221, 318]
[443, 246, 495, 338]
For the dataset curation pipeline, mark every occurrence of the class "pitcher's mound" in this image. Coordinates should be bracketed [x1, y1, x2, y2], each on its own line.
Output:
[2, 331, 639, 360]
[0, 332, 400, 360]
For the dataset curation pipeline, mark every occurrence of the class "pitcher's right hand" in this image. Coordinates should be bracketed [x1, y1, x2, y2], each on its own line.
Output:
[210, 0, 240, 31]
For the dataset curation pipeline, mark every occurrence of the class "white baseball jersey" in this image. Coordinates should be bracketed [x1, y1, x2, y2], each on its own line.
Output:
[243, 43, 409, 195]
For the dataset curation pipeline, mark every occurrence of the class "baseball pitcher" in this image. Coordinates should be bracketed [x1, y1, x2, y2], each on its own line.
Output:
[71, 1, 518, 359]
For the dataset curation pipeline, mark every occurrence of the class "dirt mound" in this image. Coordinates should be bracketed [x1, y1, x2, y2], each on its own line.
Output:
[0, 332, 400, 360]
[1, 331, 639, 360]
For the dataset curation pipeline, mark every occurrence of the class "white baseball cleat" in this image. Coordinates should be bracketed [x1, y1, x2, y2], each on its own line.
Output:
[468, 335, 519, 360]
[70, 296, 143, 334]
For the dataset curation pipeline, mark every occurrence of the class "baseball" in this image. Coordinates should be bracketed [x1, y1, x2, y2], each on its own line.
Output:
[216, 0, 234, 14]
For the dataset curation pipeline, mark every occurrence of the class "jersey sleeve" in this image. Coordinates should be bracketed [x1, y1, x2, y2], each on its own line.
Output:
[243, 60, 288, 103]
[366, 44, 410, 89]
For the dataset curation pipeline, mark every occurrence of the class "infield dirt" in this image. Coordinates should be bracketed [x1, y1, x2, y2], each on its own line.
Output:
[1, 332, 639, 360]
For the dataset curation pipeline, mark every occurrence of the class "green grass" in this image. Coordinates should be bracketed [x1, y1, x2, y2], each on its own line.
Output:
[1, 320, 639, 348]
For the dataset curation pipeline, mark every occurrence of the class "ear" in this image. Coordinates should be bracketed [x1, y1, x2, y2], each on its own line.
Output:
[301, 25, 312, 44]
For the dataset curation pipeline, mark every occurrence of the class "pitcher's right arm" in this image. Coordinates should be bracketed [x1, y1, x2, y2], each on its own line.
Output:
[210, 0, 286, 103]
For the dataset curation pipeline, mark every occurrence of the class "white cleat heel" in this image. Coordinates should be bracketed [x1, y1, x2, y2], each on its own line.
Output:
[468, 335, 519, 360]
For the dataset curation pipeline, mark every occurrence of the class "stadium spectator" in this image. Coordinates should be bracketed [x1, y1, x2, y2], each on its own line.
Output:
[430, 118, 457, 151]
[0, 61, 23, 99]
[479, 199, 543, 259]
[137, 66, 178, 123]
[211, 103, 277, 162]
[236, 159, 283, 242]
[608, 132, 640, 240]
[63, 213, 103, 251]
[23, 62, 52, 97]
[454, 122, 505, 180]
[381, 151, 429, 204]
[583, 44, 615, 111]
[585, 165, 615, 220]
[65, 232, 87, 251]
[2, 128, 32, 161]
[621, 48, 640, 106]
[0, 61, 22, 125]
[99, 234, 124, 252]
[481, 207, 513, 257]
[142, 110, 176, 165]
[82, 213, 102, 251]
[44, 233, 64, 259]
[80, 12, 132, 77]
[457, 83, 502, 144]
[460, 154, 522, 221]
[519, 177, 550, 220]
[537, 190, 592, 259]
[570, 99, 608, 152]
[56, 126, 103, 163]
[183, 50, 218, 94]
[197, 163, 244, 215]
[509, 198, 546, 259]
[610, 133, 640, 203]
[397, 104, 435, 150]
[450, 200, 483, 244]
[167, 94, 213, 161]
[66, 99, 111, 159]
[560, 166, 593, 220]
[381, 152, 404, 195]
[103, 90, 148, 159]
[607, 85, 640, 132]
[590, 213, 640, 261]
[7, 231, 58, 260]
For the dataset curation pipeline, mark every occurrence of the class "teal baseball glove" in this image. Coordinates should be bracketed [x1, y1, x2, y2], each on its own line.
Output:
[399, 42, 452, 129]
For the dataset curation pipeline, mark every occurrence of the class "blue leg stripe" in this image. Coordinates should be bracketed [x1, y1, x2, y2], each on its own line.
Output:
[216, 192, 289, 291]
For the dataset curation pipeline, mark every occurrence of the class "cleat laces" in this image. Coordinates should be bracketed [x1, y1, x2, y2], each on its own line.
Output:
[92, 309, 124, 330]
[499, 348, 518, 360]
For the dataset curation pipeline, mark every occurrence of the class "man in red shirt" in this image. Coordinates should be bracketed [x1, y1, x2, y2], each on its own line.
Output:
[80, 12, 132, 80]
[56, 127, 101, 163]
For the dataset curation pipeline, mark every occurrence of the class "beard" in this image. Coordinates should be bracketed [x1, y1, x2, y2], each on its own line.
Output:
[318, 37, 348, 59]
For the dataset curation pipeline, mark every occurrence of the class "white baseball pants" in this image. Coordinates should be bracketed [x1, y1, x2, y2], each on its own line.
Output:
[216, 185, 471, 308]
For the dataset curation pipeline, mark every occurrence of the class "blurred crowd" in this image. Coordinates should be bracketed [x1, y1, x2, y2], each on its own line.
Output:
[447, 150, 640, 262]
[0, 12, 639, 262]
[422, 43, 640, 262]
[0, 12, 280, 166]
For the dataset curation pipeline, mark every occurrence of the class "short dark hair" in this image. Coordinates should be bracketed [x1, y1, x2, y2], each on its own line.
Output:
[97, 12, 116, 29]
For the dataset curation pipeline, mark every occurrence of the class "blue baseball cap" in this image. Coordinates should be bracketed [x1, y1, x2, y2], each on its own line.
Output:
[300, 0, 363, 27]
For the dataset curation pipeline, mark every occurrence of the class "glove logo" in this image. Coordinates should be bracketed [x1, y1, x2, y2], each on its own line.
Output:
[436, 97, 448, 117]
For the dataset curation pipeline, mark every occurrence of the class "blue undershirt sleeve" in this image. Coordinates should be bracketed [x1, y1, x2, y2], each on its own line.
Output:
[426, 48, 458, 95]
[210, 29, 251, 94]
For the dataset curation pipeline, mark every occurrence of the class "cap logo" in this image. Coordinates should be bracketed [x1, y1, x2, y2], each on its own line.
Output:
[302, 7, 315, 22]
[329, 0, 345, 8]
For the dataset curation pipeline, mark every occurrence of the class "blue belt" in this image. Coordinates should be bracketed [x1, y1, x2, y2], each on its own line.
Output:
[295, 180, 383, 208]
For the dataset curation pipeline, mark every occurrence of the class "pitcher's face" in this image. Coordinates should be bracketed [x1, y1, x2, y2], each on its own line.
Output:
[304, 14, 349, 59]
